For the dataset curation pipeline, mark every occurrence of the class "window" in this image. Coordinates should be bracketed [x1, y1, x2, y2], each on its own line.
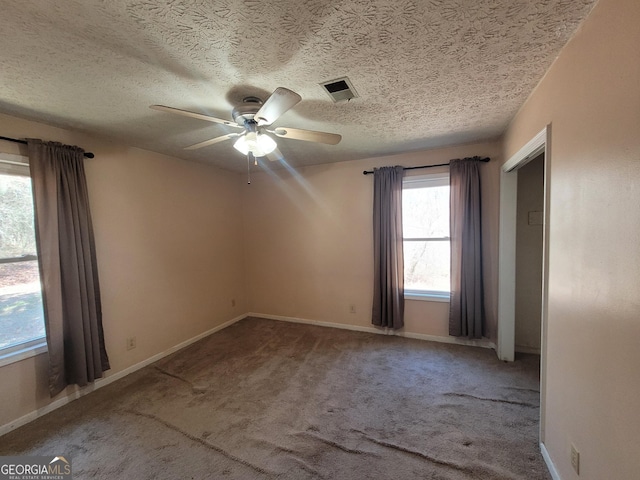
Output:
[0, 154, 46, 363]
[402, 173, 450, 301]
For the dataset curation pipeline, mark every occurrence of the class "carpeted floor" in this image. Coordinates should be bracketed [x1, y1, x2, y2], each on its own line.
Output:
[0, 317, 550, 479]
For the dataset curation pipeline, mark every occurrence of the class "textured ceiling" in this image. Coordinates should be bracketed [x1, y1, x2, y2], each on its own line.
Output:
[0, 0, 597, 172]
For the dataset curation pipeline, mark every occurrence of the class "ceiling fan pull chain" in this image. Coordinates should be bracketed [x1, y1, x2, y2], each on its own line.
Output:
[247, 152, 252, 184]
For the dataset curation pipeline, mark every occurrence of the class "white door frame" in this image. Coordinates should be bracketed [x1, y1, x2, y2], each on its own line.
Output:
[497, 124, 551, 442]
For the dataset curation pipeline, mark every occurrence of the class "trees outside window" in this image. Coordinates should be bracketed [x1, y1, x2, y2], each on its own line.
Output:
[0, 165, 45, 353]
[402, 173, 450, 299]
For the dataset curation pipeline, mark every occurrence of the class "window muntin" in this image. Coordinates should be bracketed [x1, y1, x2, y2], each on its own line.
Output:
[0, 159, 46, 356]
[402, 173, 450, 299]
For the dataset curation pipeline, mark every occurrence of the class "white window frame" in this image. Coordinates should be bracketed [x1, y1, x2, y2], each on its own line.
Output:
[402, 172, 451, 302]
[0, 153, 48, 367]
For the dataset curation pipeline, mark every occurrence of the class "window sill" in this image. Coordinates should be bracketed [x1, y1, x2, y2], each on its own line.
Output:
[405, 292, 450, 303]
[0, 340, 48, 368]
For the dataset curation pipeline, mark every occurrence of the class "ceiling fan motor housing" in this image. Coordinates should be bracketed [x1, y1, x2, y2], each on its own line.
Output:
[232, 103, 261, 126]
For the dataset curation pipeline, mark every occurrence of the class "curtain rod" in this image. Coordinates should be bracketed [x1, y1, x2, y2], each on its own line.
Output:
[0, 135, 95, 159]
[362, 156, 490, 175]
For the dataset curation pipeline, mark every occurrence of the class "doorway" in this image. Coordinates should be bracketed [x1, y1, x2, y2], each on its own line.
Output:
[515, 154, 544, 355]
[497, 125, 551, 443]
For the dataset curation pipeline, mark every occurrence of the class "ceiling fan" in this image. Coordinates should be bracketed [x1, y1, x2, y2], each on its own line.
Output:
[150, 87, 341, 162]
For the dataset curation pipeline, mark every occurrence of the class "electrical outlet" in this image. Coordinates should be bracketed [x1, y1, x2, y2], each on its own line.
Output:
[126, 336, 137, 351]
[570, 443, 580, 475]
[349, 304, 356, 314]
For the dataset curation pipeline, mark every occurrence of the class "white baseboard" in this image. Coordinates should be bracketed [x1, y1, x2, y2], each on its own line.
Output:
[0, 314, 246, 437]
[251, 312, 382, 334]
[396, 329, 496, 350]
[249, 312, 496, 350]
[541, 442, 562, 480]
[516, 344, 542, 355]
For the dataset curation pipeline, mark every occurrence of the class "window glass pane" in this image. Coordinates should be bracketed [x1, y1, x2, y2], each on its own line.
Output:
[404, 240, 450, 292]
[0, 175, 37, 257]
[0, 172, 45, 350]
[402, 185, 449, 238]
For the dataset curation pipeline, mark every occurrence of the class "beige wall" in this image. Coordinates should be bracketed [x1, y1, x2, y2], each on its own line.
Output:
[243, 141, 502, 340]
[503, 0, 640, 477]
[0, 117, 501, 431]
[515, 155, 544, 352]
[0, 113, 246, 428]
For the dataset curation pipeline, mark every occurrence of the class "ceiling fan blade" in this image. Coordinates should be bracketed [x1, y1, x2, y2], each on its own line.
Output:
[184, 133, 241, 150]
[270, 127, 342, 145]
[150, 105, 241, 128]
[254, 88, 302, 126]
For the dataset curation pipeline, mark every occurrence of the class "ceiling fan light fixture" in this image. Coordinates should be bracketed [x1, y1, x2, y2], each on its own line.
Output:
[233, 131, 277, 157]
[257, 132, 277, 155]
[233, 134, 250, 155]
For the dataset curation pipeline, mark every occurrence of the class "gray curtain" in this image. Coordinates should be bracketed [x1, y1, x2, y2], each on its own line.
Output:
[28, 139, 109, 397]
[372, 166, 405, 329]
[449, 157, 485, 338]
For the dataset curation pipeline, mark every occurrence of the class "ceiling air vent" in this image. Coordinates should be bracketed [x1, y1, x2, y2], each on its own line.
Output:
[320, 77, 358, 102]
